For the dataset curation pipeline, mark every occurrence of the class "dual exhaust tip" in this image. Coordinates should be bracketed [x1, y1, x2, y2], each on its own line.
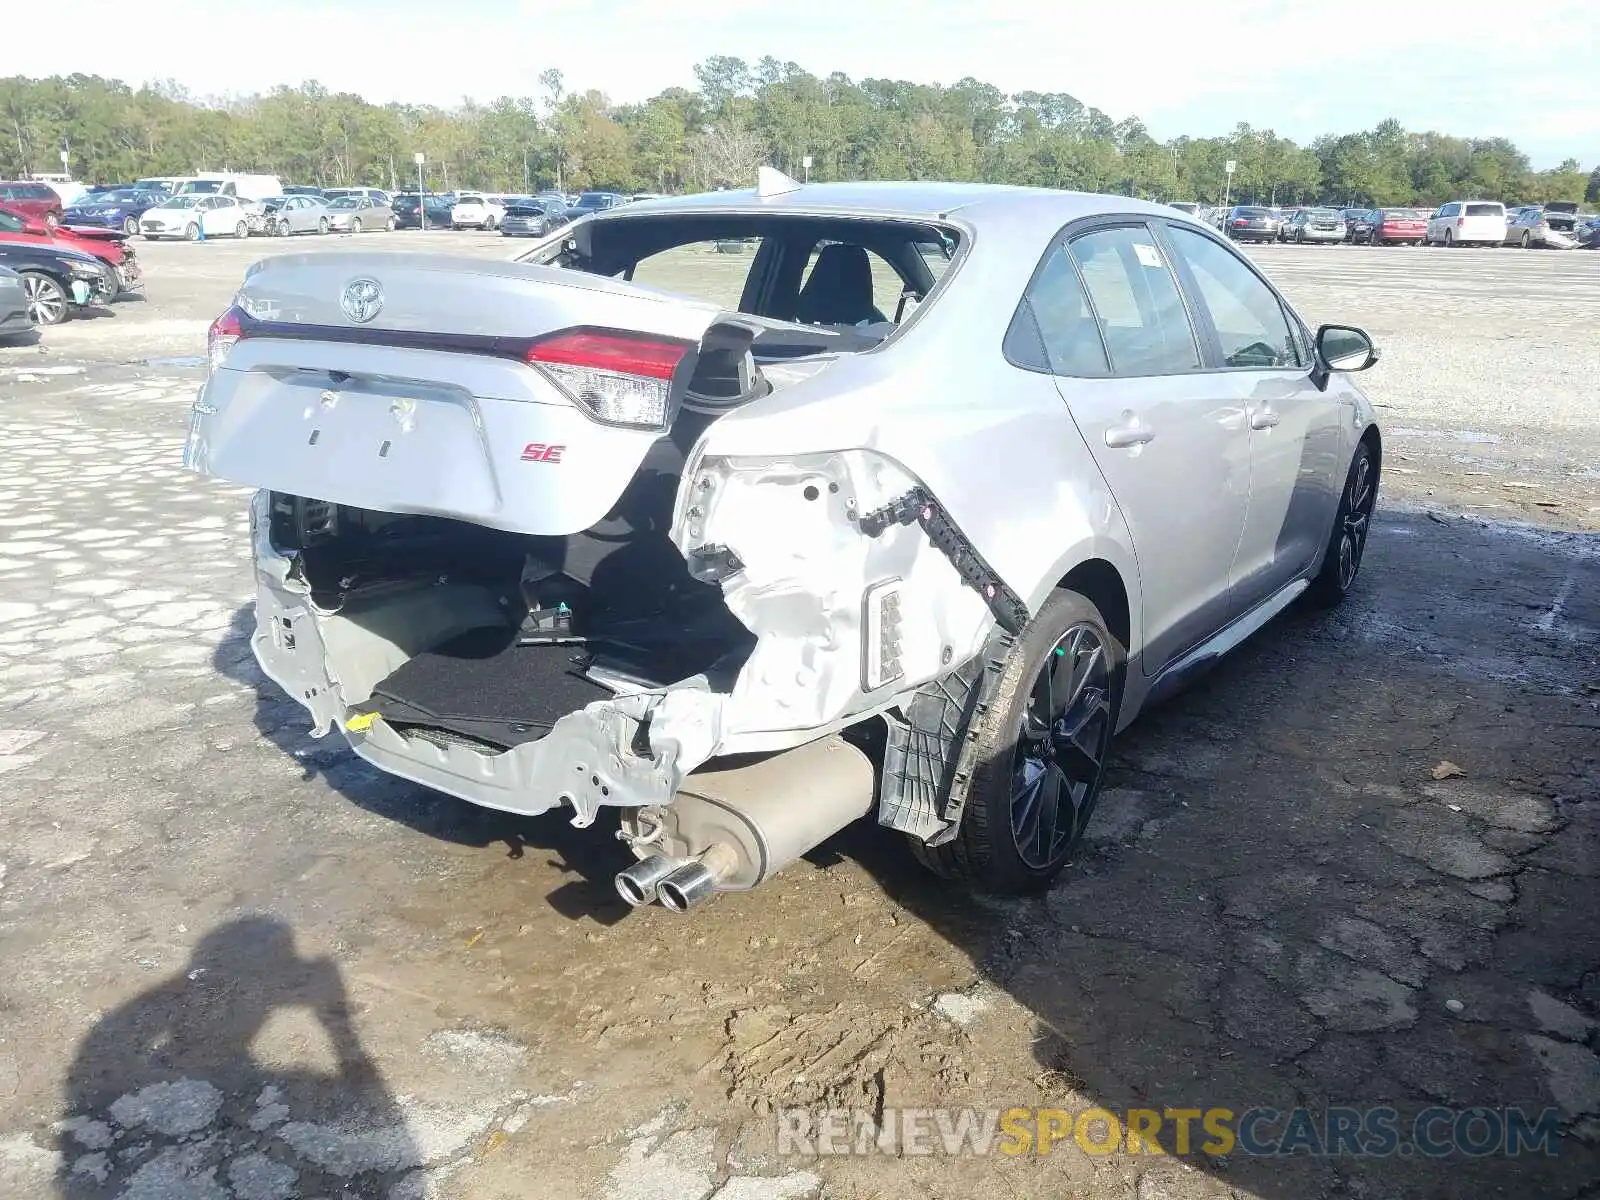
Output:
[614, 853, 723, 913]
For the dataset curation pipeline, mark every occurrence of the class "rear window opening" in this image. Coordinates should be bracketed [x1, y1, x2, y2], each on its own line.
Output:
[521, 211, 962, 354]
[1464, 203, 1505, 217]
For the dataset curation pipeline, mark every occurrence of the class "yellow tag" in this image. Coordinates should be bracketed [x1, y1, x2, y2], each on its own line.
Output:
[345, 712, 377, 733]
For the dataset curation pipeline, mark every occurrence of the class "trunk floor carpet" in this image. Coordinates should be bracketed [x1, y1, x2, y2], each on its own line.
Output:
[363, 626, 611, 749]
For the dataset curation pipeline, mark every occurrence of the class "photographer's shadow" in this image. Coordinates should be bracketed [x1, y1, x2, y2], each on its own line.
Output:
[55, 915, 419, 1199]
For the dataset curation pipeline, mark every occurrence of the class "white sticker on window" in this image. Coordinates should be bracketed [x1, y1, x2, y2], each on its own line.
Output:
[1133, 242, 1164, 269]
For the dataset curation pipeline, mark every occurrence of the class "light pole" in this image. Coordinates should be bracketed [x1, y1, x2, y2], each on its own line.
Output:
[414, 152, 425, 230]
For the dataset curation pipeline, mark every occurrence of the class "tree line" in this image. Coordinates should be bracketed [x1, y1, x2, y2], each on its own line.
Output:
[3, 58, 1596, 208]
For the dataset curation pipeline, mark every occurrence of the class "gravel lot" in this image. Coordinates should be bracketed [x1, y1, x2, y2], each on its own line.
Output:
[1, 232, 1597, 1200]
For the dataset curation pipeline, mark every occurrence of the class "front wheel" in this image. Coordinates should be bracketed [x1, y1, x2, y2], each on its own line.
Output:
[385, 216, 395, 231]
[908, 589, 1123, 893]
[235, 221, 249, 240]
[184, 223, 201, 242]
[122, 216, 139, 235]
[483, 216, 497, 231]
[1307, 441, 1378, 607]
[278, 219, 293, 237]
[317, 217, 329, 234]
[1520, 231, 1532, 249]
[1443, 229, 1454, 246]
[350, 218, 363, 234]
[20, 271, 70, 325]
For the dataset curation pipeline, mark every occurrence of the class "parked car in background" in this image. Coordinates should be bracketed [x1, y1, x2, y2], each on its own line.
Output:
[175, 173, 284, 200]
[500, 196, 569, 238]
[141, 194, 252, 240]
[392, 193, 455, 229]
[323, 194, 394, 234]
[322, 187, 392, 208]
[1574, 214, 1600, 248]
[0, 205, 142, 298]
[0, 265, 30, 340]
[0, 180, 65, 227]
[1352, 208, 1429, 245]
[1224, 205, 1281, 242]
[1504, 203, 1579, 249]
[186, 181, 1383, 904]
[255, 195, 332, 237]
[61, 188, 165, 235]
[132, 177, 182, 196]
[1166, 201, 1204, 219]
[566, 190, 627, 219]
[450, 192, 505, 230]
[0, 240, 116, 324]
[1427, 200, 1507, 246]
[1282, 207, 1347, 243]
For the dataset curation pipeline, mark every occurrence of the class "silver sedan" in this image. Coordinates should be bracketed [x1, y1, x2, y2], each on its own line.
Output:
[187, 180, 1382, 903]
[259, 195, 332, 237]
[0, 265, 30, 339]
[323, 195, 395, 234]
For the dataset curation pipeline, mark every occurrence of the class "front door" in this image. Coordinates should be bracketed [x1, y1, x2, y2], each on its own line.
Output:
[1162, 222, 1347, 610]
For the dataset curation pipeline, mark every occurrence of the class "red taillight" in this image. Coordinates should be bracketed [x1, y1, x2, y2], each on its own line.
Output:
[1233, 218, 1248, 226]
[1456, 216, 1465, 228]
[207, 305, 245, 373]
[527, 331, 687, 380]
[525, 330, 691, 430]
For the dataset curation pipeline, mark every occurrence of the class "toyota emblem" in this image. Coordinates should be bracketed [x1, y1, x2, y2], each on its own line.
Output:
[340, 278, 383, 323]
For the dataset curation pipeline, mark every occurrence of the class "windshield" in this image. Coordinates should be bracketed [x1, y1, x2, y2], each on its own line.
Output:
[327, 197, 359, 209]
[133, 180, 171, 192]
[1308, 208, 1341, 218]
[178, 181, 223, 194]
[88, 190, 144, 204]
[155, 196, 199, 209]
[575, 193, 611, 207]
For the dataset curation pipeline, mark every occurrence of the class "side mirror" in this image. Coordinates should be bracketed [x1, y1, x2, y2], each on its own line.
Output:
[1311, 324, 1379, 390]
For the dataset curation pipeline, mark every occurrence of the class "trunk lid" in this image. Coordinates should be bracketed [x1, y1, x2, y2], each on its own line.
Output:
[187, 253, 730, 537]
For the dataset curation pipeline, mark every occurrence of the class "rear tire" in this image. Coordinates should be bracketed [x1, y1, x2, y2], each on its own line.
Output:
[234, 221, 249, 240]
[907, 589, 1124, 894]
[122, 216, 138, 235]
[317, 217, 329, 234]
[184, 223, 200, 242]
[1520, 231, 1532, 249]
[1443, 229, 1454, 246]
[350, 218, 363, 234]
[1307, 441, 1378, 608]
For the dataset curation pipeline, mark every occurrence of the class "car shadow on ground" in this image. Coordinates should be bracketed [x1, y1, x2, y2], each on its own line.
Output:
[211, 509, 1600, 1198]
[211, 610, 637, 928]
[52, 915, 420, 1199]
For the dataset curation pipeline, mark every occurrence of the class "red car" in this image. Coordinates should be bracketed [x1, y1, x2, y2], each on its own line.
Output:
[0, 180, 64, 227]
[0, 205, 141, 297]
[1355, 208, 1429, 246]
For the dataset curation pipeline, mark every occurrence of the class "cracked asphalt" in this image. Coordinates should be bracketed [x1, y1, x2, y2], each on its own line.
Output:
[0, 234, 1597, 1199]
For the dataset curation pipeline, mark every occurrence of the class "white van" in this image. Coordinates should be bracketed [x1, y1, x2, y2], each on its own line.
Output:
[174, 173, 284, 201]
[1427, 200, 1507, 247]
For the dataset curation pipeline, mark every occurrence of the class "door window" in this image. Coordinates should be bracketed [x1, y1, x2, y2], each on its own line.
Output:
[1009, 242, 1111, 377]
[1166, 226, 1302, 368]
[1068, 225, 1200, 375]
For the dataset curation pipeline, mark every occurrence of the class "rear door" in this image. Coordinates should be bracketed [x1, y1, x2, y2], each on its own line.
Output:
[1161, 221, 1346, 610]
[1031, 220, 1251, 673]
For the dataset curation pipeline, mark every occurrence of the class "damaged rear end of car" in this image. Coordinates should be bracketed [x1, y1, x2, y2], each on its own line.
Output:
[186, 221, 1002, 910]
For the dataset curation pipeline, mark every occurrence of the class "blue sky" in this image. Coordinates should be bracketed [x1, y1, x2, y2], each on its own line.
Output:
[6, 0, 1595, 167]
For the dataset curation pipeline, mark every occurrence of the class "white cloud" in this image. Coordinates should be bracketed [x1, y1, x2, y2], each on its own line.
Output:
[2, 0, 1593, 164]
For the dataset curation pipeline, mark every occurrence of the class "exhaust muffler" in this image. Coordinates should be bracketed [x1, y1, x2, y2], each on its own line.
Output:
[619, 735, 876, 913]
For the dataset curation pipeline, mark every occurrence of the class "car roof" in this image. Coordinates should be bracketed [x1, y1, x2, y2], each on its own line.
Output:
[594, 180, 1181, 229]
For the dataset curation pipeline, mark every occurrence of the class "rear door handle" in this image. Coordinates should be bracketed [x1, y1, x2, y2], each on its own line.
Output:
[1104, 419, 1155, 448]
[1250, 405, 1281, 430]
